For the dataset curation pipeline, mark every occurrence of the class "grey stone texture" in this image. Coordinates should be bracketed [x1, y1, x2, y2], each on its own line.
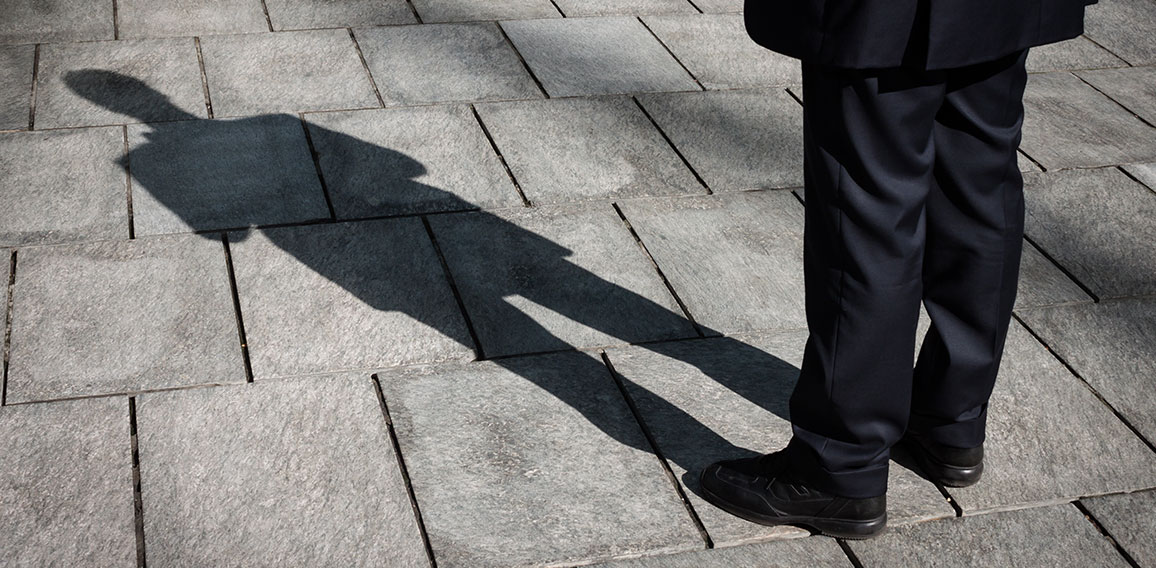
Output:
[589, 538, 851, 567]
[1020, 71, 1156, 169]
[118, 0, 269, 39]
[690, 0, 743, 12]
[0, 127, 128, 247]
[377, 353, 703, 567]
[266, 0, 417, 30]
[1014, 240, 1094, 310]
[7, 235, 246, 402]
[200, 29, 379, 117]
[1077, 65, 1156, 126]
[35, 38, 207, 129]
[555, 0, 697, 17]
[1085, 0, 1156, 65]
[0, 0, 113, 44]
[1023, 168, 1156, 299]
[474, 96, 704, 204]
[945, 322, 1156, 514]
[0, 44, 33, 130]
[127, 115, 330, 236]
[848, 504, 1131, 568]
[1025, 35, 1127, 73]
[428, 203, 698, 358]
[1017, 298, 1156, 445]
[607, 332, 951, 546]
[0, 397, 135, 567]
[409, 0, 560, 22]
[305, 105, 522, 218]
[354, 23, 543, 106]
[137, 376, 429, 567]
[228, 218, 475, 378]
[501, 17, 700, 97]
[638, 88, 804, 191]
[1082, 490, 1156, 567]
[617, 191, 807, 335]
[1124, 162, 1156, 191]
[642, 14, 802, 89]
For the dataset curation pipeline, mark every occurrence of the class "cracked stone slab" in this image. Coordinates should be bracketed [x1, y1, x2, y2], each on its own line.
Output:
[1017, 298, 1156, 446]
[643, 14, 801, 89]
[588, 537, 851, 567]
[1014, 241, 1093, 310]
[128, 115, 330, 236]
[0, 45, 33, 130]
[228, 218, 475, 378]
[848, 504, 1131, 567]
[0, 127, 128, 247]
[7, 234, 245, 402]
[137, 376, 428, 567]
[410, 0, 560, 22]
[266, 0, 416, 30]
[1084, 0, 1156, 65]
[1023, 168, 1156, 299]
[428, 202, 698, 358]
[0, 0, 113, 44]
[377, 353, 703, 567]
[0, 397, 134, 567]
[34, 38, 207, 129]
[200, 29, 378, 117]
[1025, 35, 1127, 73]
[638, 89, 804, 192]
[355, 23, 542, 106]
[502, 17, 700, 97]
[118, 0, 269, 39]
[305, 105, 522, 218]
[1082, 490, 1156, 567]
[692, 0, 743, 12]
[555, 0, 696, 17]
[605, 332, 953, 546]
[617, 191, 806, 335]
[1077, 65, 1156, 127]
[943, 322, 1156, 514]
[1020, 71, 1156, 169]
[474, 96, 704, 204]
[1124, 163, 1156, 191]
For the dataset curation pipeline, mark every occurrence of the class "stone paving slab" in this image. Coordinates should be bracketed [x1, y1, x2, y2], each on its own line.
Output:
[128, 114, 330, 235]
[200, 29, 379, 117]
[1020, 71, 1156, 170]
[1025, 35, 1128, 73]
[0, 397, 134, 567]
[35, 38, 207, 129]
[7, 234, 245, 402]
[642, 14, 801, 89]
[1085, 0, 1156, 66]
[118, 0, 269, 39]
[228, 217, 475, 378]
[1082, 490, 1156, 567]
[305, 105, 522, 218]
[137, 376, 429, 567]
[638, 88, 804, 191]
[1014, 241, 1094, 309]
[589, 537, 851, 567]
[606, 332, 953, 546]
[1023, 168, 1156, 299]
[847, 503, 1130, 567]
[692, 0, 742, 13]
[1017, 298, 1156, 446]
[1077, 65, 1156, 126]
[944, 322, 1156, 514]
[355, 23, 543, 107]
[618, 191, 806, 335]
[428, 202, 698, 358]
[377, 353, 703, 567]
[0, 44, 33, 130]
[410, 0, 560, 22]
[1124, 162, 1156, 190]
[556, 0, 697, 17]
[266, 0, 417, 30]
[502, 17, 700, 97]
[0, 127, 128, 247]
[474, 96, 704, 204]
[0, 0, 114, 45]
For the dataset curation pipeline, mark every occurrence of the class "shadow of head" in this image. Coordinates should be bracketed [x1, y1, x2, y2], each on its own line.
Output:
[65, 69, 196, 122]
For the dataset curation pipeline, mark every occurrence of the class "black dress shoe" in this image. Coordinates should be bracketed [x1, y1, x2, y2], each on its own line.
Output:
[900, 431, 983, 487]
[699, 452, 887, 539]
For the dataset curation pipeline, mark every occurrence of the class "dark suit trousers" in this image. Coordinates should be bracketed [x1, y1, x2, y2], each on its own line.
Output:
[785, 50, 1029, 498]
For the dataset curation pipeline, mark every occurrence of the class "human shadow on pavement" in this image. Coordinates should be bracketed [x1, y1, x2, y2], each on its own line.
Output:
[67, 70, 801, 495]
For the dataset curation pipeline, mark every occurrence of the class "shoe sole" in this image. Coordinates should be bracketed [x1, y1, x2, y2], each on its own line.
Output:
[903, 441, 983, 488]
[700, 482, 887, 540]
